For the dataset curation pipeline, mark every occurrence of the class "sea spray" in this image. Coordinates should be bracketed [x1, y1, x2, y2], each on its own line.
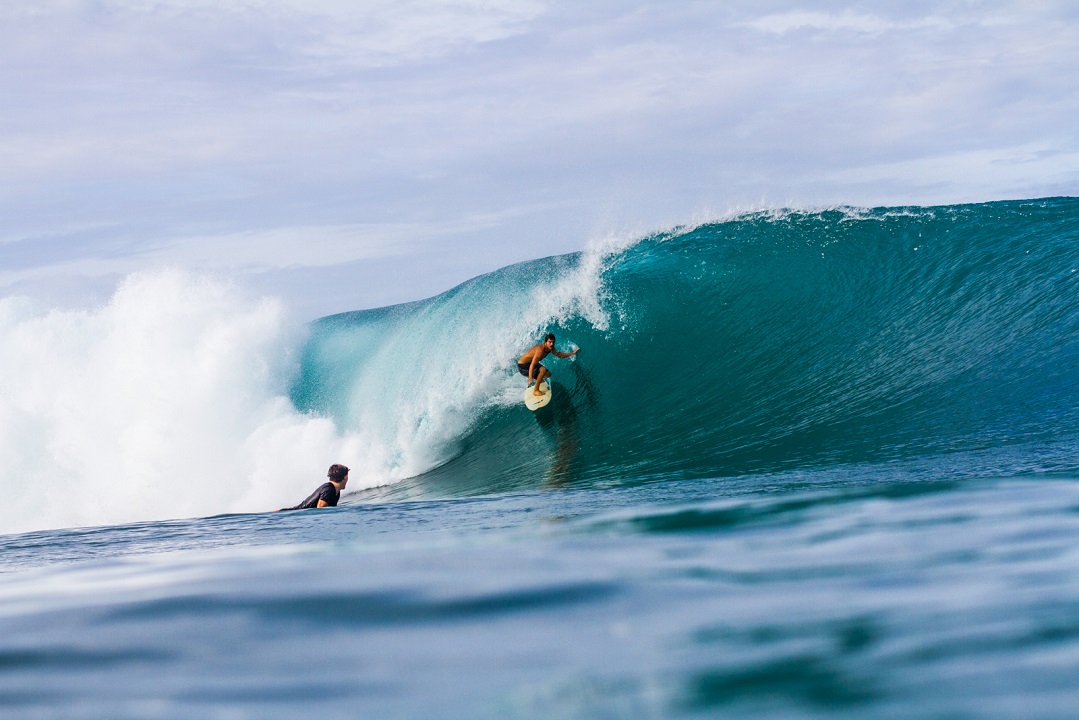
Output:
[0, 270, 362, 534]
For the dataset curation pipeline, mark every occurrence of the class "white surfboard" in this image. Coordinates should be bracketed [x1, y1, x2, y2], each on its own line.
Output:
[524, 380, 552, 411]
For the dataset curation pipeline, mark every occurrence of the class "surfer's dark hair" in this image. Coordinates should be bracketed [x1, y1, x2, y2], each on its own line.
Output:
[545, 333, 556, 342]
[327, 464, 350, 481]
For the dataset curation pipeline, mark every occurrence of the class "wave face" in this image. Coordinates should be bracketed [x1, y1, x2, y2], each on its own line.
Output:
[294, 197, 1079, 496]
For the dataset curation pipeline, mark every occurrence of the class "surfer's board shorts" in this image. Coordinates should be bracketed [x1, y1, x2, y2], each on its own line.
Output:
[518, 362, 545, 378]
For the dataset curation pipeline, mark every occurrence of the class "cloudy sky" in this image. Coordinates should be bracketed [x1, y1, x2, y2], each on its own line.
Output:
[2, 0, 1077, 318]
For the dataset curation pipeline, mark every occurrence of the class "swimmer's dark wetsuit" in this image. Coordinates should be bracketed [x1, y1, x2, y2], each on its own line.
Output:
[280, 481, 340, 511]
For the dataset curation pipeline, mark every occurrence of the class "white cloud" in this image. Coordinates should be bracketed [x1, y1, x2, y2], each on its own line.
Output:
[2, 0, 546, 71]
[0, 1, 1077, 313]
[739, 10, 947, 36]
[826, 142, 1079, 198]
[130, 210, 532, 270]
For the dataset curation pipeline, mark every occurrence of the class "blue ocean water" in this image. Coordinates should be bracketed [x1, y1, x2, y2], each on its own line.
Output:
[3, 197, 1079, 718]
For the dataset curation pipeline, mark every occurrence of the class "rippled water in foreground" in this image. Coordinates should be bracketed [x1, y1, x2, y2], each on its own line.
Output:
[6, 199, 1079, 716]
[4, 467, 1079, 718]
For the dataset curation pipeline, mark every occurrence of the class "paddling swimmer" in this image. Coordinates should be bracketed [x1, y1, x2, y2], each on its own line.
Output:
[277, 464, 349, 511]
[518, 333, 579, 396]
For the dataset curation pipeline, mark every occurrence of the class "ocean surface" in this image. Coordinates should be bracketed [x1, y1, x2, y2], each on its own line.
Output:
[3, 197, 1079, 718]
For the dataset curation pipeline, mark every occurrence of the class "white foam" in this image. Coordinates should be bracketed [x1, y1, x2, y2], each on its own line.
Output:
[0, 270, 367, 535]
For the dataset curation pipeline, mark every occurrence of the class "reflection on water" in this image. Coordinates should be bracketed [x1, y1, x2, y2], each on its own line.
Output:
[543, 362, 601, 487]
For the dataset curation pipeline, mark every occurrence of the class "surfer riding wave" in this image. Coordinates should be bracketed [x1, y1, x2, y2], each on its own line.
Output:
[518, 333, 579, 396]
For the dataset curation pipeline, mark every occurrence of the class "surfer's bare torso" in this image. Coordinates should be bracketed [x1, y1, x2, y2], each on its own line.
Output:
[517, 342, 551, 367]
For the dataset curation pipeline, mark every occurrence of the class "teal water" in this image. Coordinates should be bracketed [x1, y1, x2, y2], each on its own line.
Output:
[3, 198, 1079, 718]
[297, 197, 1079, 490]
